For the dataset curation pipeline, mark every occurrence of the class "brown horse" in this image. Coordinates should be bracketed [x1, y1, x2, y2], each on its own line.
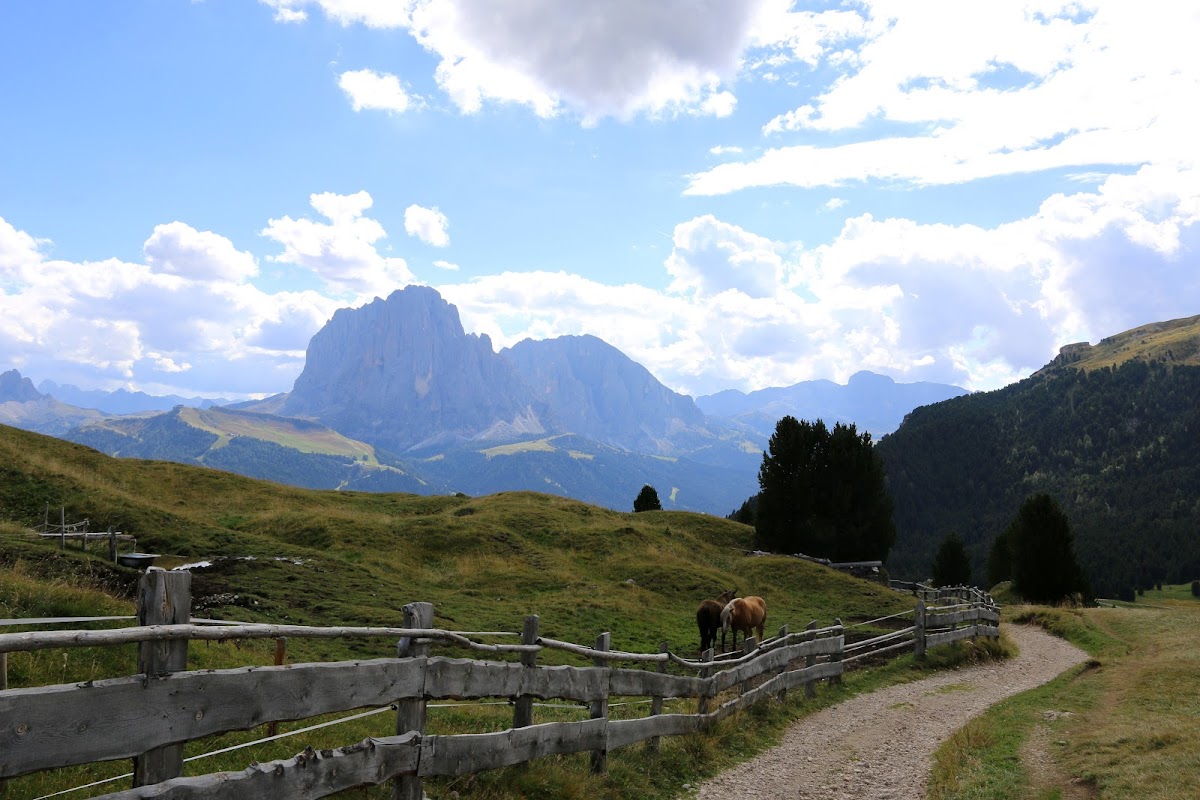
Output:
[695, 588, 736, 656]
[721, 595, 767, 653]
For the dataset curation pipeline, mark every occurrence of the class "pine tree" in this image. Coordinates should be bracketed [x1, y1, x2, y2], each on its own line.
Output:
[931, 531, 971, 587]
[1008, 493, 1089, 603]
[633, 484, 662, 512]
[753, 415, 895, 560]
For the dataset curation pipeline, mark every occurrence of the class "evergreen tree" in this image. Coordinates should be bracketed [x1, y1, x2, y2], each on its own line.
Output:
[1008, 493, 1089, 603]
[987, 527, 1012, 587]
[727, 494, 757, 525]
[633, 484, 662, 512]
[931, 531, 971, 587]
[753, 416, 895, 561]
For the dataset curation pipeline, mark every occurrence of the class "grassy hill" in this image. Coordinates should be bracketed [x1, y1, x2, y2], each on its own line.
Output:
[1041, 313, 1200, 372]
[62, 406, 430, 494]
[1, 422, 936, 799]
[0, 422, 913, 653]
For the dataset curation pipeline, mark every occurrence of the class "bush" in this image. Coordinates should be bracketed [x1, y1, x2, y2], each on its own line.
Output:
[1192, 580, 1200, 597]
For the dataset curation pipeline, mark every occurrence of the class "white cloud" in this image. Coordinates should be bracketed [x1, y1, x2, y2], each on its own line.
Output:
[269, 0, 766, 122]
[404, 204, 450, 247]
[689, 2, 1200, 194]
[143, 222, 259, 282]
[432, 260, 459, 271]
[665, 215, 786, 300]
[709, 145, 744, 155]
[0, 213, 340, 396]
[338, 69, 419, 114]
[262, 191, 414, 296]
[260, 0, 406, 28]
[824, 197, 846, 210]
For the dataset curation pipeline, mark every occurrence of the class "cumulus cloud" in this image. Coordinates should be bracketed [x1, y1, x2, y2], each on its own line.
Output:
[665, 215, 787, 299]
[262, 191, 414, 296]
[0, 213, 340, 397]
[267, 0, 765, 122]
[404, 205, 450, 247]
[143, 222, 259, 282]
[338, 69, 420, 114]
[689, 2, 1200, 194]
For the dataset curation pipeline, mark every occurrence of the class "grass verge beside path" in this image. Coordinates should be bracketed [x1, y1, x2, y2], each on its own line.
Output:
[927, 588, 1200, 800]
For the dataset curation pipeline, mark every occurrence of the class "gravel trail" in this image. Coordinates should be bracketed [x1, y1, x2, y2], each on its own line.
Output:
[692, 624, 1088, 800]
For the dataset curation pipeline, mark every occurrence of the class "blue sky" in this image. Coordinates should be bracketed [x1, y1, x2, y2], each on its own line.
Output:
[2, 1, 1198, 400]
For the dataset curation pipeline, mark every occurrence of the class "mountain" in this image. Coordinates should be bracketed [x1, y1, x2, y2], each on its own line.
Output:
[0, 369, 106, 435]
[1, 369, 43, 403]
[501, 334, 732, 457]
[37, 380, 231, 414]
[278, 285, 549, 453]
[878, 316, 1200, 598]
[697, 370, 968, 439]
[64, 405, 430, 493]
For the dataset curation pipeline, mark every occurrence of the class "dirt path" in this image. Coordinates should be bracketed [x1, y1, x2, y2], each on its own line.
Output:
[691, 624, 1088, 800]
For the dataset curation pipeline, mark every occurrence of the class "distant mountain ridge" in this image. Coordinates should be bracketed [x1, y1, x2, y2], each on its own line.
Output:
[6, 284, 982, 515]
[697, 370, 968, 439]
[37, 380, 231, 414]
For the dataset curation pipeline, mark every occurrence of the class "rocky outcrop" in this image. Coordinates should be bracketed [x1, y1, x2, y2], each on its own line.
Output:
[502, 334, 708, 454]
[281, 285, 549, 453]
[0, 369, 44, 403]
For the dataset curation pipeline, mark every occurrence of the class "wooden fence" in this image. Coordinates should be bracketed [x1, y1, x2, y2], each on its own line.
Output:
[0, 571, 1000, 799]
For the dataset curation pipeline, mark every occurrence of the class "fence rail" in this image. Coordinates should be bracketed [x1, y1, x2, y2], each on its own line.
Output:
[0, 572, 1000, 799]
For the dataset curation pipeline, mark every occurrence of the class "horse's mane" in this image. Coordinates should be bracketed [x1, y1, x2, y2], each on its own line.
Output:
[720, 598, 737, 629]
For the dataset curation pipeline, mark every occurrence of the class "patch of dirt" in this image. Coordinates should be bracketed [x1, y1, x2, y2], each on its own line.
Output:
[692, 624, 1089, 800]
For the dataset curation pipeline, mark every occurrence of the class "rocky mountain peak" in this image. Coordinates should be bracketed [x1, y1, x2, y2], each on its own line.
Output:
[281, 285, 547, 452]
[0, 369, 44, 403]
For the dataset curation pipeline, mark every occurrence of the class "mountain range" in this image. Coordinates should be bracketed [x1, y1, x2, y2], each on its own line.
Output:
[1, 285, 966, 515]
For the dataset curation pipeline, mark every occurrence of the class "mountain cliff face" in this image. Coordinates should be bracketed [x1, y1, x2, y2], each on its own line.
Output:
[501, 334, 707, 454]
[281, 286, 549, 453]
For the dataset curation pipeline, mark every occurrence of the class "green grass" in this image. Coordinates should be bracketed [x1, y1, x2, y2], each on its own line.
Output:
[0, 423, 1008, 799]
[928, 592, 1200, 799]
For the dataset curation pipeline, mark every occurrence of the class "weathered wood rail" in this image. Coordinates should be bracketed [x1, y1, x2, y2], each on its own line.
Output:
[0, 572, 1000, 799]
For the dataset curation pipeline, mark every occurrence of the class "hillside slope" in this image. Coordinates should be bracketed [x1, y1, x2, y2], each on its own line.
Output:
[62, 406, 430, 493]
[0, 423, 909, 656]
[879, 357, 1200, 597]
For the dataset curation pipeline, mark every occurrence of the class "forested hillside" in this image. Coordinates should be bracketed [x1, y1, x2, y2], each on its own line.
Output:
[879, 359, 1200, 597]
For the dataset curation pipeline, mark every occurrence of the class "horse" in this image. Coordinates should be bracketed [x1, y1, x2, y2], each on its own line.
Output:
[695, 588, 736, 656]
[721, 595, 767, 653]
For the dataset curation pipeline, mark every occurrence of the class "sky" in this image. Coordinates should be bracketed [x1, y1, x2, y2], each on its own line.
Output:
[1, 1, 1198, 401]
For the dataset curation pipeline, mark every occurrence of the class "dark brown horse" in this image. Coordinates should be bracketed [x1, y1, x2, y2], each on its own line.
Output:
[695, 588, 736, 656]
[721, 595, 767, 653]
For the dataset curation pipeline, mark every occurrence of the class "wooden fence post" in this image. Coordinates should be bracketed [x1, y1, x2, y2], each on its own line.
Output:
[267, 637, 287, 736]
[589, 632, 611, 774]
[914, 600, 926, 659]
[133, 569, 192, 788]
[740, 636, 758, 695]
[394, 601, 433, 800]
[513, 614, 539, 730]
[108, 527, 118, 563]
[830, 619, 843, 686]
[647, 640, 669, 753]
[804, 620, 818, 699]
[776, 624, 789, 702]
[697, 648, 715, 715]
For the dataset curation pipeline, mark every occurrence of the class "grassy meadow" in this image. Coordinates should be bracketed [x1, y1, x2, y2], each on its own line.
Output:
[928, 589, 1200, 800]
[3, 422, 997, 800]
